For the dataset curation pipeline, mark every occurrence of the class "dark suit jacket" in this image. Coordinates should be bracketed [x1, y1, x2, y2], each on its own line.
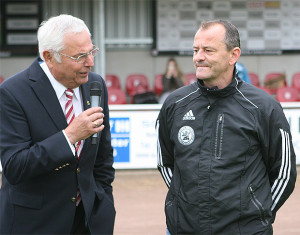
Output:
[0, 58, 115, 234]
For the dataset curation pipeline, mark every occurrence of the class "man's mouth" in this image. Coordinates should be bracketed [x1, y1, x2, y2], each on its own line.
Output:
[195, 62, 210, 68]
[79, 71, 89, 76]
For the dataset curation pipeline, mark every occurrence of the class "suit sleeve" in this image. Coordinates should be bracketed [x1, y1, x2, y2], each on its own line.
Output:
[0, 86, 74, 185]
[93, 78, 115, 198]
[259, 101, 297, 217]
[156, 104, 175, 188]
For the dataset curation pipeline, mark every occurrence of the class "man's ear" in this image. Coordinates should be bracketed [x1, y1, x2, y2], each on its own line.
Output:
[229, 47, 241, 66]
[43, 51, 54, 68]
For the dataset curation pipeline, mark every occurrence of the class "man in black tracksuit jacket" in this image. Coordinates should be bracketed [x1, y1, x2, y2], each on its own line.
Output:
[156, 20, 297, 235]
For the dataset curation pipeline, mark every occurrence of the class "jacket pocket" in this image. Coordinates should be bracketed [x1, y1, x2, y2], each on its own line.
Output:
[9, 188, 43, 210]
[214, 113, 224, 159]
[248, 184, 269, 226]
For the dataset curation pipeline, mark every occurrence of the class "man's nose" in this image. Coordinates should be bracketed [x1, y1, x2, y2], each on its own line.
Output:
[84, 54, 94, 66]
[193, 50, 205, 61]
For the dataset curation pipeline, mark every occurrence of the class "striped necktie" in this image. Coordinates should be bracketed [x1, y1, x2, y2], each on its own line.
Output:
[65, 89, 83, 157]
[65, 89, 82, 205]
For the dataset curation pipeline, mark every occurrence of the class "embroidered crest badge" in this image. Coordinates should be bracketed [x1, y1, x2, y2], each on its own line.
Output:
[178, 126, 195, 145]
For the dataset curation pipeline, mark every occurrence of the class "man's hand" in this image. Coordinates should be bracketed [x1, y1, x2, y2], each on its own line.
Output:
[64, 107, 104, 144]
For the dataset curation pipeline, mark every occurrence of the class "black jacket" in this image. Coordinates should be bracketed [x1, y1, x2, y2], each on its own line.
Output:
[156, 73, 297, 234]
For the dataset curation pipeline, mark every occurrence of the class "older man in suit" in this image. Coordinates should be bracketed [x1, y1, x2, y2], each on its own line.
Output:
[0, 14, 115, 234]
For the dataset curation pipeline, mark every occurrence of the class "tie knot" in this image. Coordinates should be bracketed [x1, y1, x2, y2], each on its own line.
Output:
[65, 89, 74, 100]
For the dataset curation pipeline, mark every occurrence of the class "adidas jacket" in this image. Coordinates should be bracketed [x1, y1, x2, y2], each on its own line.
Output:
[156, 74, 297, 234]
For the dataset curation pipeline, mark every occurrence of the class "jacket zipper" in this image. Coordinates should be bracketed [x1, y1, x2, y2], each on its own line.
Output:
[248, 184, 269, 226]
[214, 114, 224, 159]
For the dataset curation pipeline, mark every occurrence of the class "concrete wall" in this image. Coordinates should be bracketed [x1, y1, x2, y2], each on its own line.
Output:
[1, 50, 300, 90]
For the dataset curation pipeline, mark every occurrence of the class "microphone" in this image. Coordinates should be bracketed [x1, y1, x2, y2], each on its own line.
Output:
[90, 81, 102, 144]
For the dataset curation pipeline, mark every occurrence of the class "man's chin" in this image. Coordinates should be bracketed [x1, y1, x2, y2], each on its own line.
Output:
[76, 76, 89, 86]
[195, 73, 209, 80]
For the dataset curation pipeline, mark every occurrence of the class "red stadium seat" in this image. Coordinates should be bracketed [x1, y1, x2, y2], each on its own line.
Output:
[107, 88, 127, 105]
[276, 87, 299, 102]
[248, 72, 260, 87]
[105, 74, 121, 89]
[264, 72, 286, 94]
[185, 73, 197, 85]
[126, 74, 150, 96]
[292, 72, 300, 91]
[154, 74, 163, 95]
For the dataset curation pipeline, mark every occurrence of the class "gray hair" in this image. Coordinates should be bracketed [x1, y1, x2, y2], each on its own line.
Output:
[199, 19, 240, 51]
[37, 14, 91, 62]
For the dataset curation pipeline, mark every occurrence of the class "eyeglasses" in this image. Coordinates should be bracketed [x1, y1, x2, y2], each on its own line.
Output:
[55, 47, 99, 64]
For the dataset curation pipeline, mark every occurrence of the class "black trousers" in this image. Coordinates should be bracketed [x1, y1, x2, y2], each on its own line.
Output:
[71, 202, 90, 234]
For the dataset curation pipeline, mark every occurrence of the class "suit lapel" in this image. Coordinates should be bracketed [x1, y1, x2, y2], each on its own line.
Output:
[81, 82, 91, 111]
[30, 59, 68, 131]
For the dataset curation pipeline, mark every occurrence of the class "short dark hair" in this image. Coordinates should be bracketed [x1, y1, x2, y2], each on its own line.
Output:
[199, 19, 240, 50]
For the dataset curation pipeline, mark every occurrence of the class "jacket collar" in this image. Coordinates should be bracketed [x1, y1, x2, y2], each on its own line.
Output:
[197, 68, 242, 97]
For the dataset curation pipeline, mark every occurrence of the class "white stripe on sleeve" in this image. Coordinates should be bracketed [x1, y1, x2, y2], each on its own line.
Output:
[156, 120, 173, 188]
[271, 129, 291, 211]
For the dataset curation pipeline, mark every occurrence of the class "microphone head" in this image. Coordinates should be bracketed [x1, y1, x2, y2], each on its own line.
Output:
[90, 81, 102, 96]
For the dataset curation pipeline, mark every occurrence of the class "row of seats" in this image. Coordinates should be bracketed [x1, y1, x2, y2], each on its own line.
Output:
[106, 73, 198, 104]
[106, 74, 152, 104]
[249, 72, 300, 102]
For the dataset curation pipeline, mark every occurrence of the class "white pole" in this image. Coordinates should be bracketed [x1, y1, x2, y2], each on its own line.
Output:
[93, 0, 105, 79]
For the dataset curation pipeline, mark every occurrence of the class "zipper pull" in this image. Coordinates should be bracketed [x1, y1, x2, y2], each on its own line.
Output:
[217, 114, 224, 123]
[218, 115, 223, 123]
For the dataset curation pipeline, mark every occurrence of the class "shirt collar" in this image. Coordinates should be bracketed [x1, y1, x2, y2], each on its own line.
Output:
[39, 61, 80, 100]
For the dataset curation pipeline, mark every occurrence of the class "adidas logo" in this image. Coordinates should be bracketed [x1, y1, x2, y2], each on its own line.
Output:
[183, 110, 195, 120]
